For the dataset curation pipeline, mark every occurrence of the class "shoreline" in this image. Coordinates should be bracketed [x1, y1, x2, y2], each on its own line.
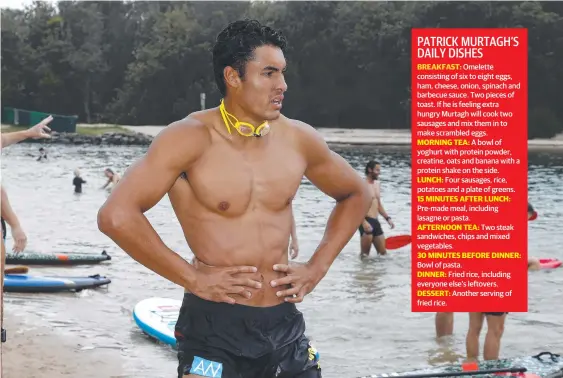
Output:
[3, 124, 563, 152]
[2, 309, 123, 378]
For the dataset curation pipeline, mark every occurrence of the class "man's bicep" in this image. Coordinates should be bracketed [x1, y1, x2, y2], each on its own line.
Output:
[109, 156, 179, 212]
[106, 120, 208, 212]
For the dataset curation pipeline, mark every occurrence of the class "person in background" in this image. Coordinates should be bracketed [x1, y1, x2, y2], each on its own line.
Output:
[101, 168, 121, 190]
[466, 312, 507, 362]
[0, 115, 52, 148]
[37, 147, 48, 161]
[527, 201, 536, 220]
[435, 312, 454, 339]
[0, 186, 27, 253]
[358, 160, 394, 258]
[73, 168, 87, 194]
[437, 201, 540, 341]
[1, 114, 52, 344]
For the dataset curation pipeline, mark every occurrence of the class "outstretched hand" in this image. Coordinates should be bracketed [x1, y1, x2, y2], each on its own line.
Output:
[27, 115, 53, 139]
[188, 260, 263, 305]
[271, 262, 322, 303]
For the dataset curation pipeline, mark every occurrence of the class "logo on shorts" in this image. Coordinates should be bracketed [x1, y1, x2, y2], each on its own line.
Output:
[307, 342, 321, 369]
[190, 356, 223, 377]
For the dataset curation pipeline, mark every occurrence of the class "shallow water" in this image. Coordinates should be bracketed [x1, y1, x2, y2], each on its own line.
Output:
[2, 143, 562, 378]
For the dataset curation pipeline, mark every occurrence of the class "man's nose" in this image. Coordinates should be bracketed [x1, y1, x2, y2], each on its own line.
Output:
[278, 75, 288, 92]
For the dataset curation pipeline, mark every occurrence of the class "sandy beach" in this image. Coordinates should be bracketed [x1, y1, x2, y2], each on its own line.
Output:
[2, 309, 124, 378]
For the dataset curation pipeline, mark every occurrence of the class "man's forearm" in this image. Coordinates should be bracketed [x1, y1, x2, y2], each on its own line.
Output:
[1, 130, 31, 149]
[0, 186, 21, 228]
[378, 198, 390, 219]
[308, 190, 370, 275]
[98, 211, 197, 288]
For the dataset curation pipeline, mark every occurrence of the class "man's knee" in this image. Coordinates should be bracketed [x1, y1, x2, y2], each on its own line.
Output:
[372, 236, 386, 254]
[486, 317, 505, 337]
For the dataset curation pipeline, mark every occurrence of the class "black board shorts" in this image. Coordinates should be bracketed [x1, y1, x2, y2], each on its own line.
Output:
[174, 293, 322, 378]
[1, 217, 6, 241]
[359, 216, 383, 237]
[484, 312, 508, 316]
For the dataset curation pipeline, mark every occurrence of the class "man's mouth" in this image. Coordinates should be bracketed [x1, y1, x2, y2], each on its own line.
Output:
[271, 95, 284, 106]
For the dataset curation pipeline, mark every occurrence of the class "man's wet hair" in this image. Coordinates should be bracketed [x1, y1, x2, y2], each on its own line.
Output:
[212, 19, 287, 96]
[365, 160, 380, 175]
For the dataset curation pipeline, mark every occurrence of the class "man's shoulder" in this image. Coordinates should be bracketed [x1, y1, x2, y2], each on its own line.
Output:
[282, 117, 325, 145]
[165, 111, 211, 134]
[155, 111, 213, 147]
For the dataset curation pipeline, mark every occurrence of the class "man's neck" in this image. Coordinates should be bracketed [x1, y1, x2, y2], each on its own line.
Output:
[223, 96, 264, 126]
[366, 176, 375, 183]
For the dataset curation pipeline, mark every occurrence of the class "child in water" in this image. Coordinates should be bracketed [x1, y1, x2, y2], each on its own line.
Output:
[73, 169, 86, 193]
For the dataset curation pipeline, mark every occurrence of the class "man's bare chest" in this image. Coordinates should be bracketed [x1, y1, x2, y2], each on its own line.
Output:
[184, 145, 306, 215]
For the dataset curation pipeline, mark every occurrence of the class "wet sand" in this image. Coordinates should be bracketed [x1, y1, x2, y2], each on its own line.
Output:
[2, 310, 124, 378]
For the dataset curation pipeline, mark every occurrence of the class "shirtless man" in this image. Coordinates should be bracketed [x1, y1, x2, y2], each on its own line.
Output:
[101, 168, 120, 190]
[1, 186, 28, 252]
[97, 20, 370, 378]
[1, 115, 52, 350]
[358, 160, 394, 258]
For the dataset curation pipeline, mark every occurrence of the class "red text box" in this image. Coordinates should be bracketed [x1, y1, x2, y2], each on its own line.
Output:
[411, 28, 528, 312]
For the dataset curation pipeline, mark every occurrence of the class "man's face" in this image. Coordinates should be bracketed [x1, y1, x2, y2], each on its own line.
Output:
[232, 45, 288, 121]
[105, 170, 113, 179]
[369, 164, 381, 179]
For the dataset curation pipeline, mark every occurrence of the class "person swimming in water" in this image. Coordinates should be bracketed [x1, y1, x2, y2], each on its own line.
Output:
[37, 147, 48, 161]
[101, 168, 120, 191]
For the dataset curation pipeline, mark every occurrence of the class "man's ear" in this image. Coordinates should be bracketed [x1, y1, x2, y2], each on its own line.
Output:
[224, 66, 242, 90]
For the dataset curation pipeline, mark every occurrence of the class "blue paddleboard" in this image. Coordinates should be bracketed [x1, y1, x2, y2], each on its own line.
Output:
[133, 297, 180, 347]
[3, 273, 111, 293]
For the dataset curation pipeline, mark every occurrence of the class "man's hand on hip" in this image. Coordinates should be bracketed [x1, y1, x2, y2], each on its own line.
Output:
[187, 263, 263, 305]
[270, 262, 323, 303]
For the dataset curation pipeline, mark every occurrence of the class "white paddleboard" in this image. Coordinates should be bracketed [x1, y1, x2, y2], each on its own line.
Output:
[133, 297, 181, 347]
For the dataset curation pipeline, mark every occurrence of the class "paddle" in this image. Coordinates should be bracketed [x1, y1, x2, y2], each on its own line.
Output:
[5, 266, 29, 274]
[357, 367, 529, 378]
[385, 235, 411, 250]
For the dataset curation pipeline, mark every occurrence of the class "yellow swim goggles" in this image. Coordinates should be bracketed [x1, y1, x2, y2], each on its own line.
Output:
[219, 100, 270, 137]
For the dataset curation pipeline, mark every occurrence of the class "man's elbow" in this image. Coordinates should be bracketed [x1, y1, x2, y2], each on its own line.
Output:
[97, 203, 128, 237]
